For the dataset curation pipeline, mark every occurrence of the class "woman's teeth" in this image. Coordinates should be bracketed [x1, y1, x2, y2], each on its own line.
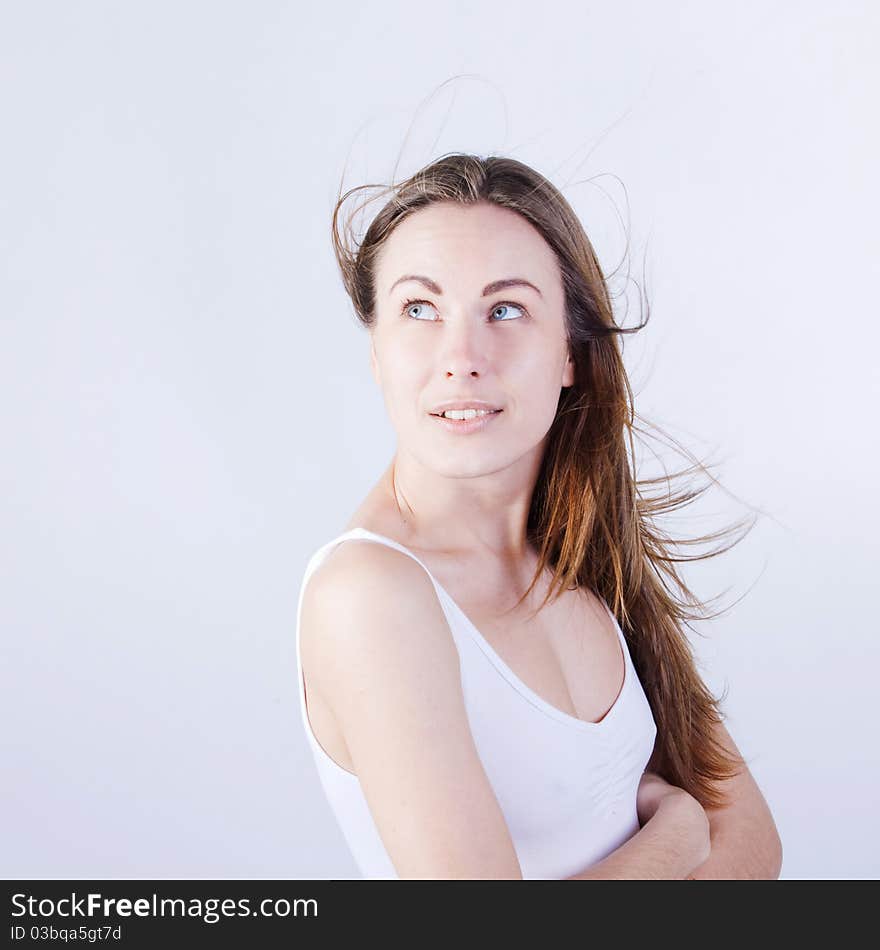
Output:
[439, 409, 498, 420]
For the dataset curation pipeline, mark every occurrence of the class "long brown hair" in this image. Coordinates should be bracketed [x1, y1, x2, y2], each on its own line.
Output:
[330, 152, 754, 809]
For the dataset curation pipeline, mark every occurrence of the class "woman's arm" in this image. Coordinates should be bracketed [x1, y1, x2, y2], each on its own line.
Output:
[566, 722, 782, 881]
[563, 773, 710, 880]
[682, 721, 783, 879]
[565, 786, 710, 880]
[302, 543, 525, 879]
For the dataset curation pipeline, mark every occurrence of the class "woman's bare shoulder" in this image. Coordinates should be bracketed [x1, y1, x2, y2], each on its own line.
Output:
[300, 537, 454, 689]
[309, 535, 429, 602]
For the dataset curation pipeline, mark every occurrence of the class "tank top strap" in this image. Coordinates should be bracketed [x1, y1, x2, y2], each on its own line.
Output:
[302, 527, 451, 602]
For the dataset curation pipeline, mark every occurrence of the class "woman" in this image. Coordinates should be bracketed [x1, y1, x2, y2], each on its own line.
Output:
[295, 153, 782, 879]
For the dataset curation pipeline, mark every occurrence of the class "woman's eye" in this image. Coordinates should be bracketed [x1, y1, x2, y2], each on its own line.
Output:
[402, 299, 438, 321]
[401, 298, 527, 321]
[490, 302, 526, 321]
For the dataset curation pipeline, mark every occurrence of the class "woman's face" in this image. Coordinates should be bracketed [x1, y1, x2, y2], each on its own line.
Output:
[370, 200, 574, 477]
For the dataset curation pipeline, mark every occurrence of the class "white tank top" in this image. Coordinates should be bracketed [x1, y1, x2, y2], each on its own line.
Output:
[295, 527, 658, 879]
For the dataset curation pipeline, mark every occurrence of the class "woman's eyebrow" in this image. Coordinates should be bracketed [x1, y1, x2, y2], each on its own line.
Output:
[388, 275, 543, 298]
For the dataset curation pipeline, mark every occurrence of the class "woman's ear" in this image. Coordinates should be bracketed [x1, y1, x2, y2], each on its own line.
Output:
[562, 349, 575, 388]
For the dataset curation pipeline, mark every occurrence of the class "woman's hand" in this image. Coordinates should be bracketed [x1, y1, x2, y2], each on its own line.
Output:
[637, 770, 711, 871]
[565, 772, 712, 879]
[637, 770, 683, 826]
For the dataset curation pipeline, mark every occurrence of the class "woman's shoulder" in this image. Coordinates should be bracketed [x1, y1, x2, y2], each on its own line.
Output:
[299, 530, 461, 730]
[307, 473, 430, 611]
[301, 531, 452, 667]
[310, 530, 429, 598]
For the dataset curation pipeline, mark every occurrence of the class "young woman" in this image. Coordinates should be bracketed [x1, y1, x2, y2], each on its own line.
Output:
[295, 153, 782, 880]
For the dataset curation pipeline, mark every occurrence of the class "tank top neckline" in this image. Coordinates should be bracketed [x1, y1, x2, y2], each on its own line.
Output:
[320, 526, 631, 736]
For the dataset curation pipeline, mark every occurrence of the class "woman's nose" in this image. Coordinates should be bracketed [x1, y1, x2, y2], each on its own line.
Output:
[438, 321, 491, 378]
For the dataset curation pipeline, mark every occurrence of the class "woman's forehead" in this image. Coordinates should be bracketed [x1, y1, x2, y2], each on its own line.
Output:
[376, 203, 560, 294]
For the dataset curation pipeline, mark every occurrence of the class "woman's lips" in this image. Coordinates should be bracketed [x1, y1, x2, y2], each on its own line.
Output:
[429, 410, 503, 434]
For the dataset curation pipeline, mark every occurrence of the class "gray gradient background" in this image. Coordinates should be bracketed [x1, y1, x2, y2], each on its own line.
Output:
[2, 1, 877, 879]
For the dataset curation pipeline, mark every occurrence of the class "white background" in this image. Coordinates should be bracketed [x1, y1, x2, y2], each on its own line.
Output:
[2, 0, 877, 879]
